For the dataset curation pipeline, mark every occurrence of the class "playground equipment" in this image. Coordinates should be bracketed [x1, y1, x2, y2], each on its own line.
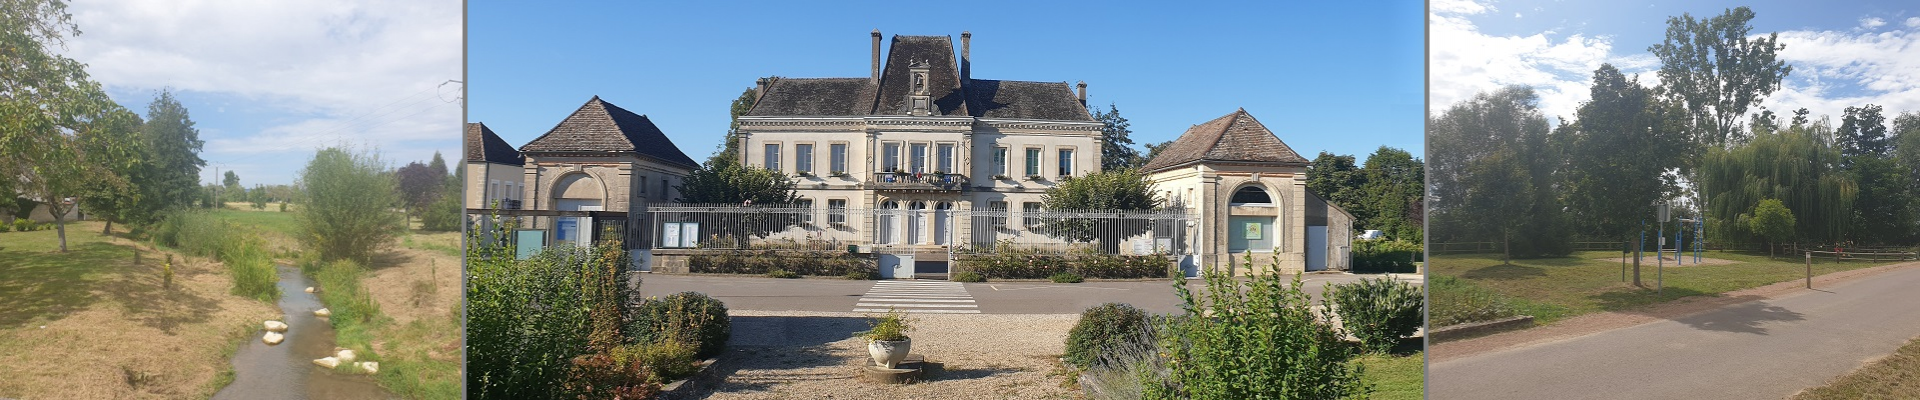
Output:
[1627, 202, 1705, 292]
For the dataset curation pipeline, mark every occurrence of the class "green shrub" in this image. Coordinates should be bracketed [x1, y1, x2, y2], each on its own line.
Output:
[222, 235, 280, 302]
[0, 223, 11, 233]
[468, 243, 596, 399]
[1429, 275, 1519, 327]
[687, 249, 876, 277]
[612, 339, 700, 382]
[13, 218, 35, 232]
[564, 352, 662, 400]
[858, 308, 912, 341]
[627, 292, 731, 359]
[420, 192, 462, 232]
[1325, 277, 1424, 353]
[1147, 253, 1367, 399]
[766, 269, 800, 279]
[950, 271, 985, 282]
[1353, 239, 1422, 272]
[1064, 303, 1152, 369]
[1050, 271, 1085, 283]
[958, 242, 1170, 279]
[297, 146, 403, 262]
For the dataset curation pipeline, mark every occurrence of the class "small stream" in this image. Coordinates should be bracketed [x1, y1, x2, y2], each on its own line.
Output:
[213, 265, 392, 400]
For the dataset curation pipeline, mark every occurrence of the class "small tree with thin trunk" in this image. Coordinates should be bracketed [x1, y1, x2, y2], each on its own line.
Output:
[1749, 198, 1795, 258]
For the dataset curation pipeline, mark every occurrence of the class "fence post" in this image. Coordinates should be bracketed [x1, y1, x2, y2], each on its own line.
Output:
[1806, 251, 1812, 289]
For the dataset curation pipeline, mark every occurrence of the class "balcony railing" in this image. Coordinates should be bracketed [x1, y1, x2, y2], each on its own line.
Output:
[870, 172, 968, 191]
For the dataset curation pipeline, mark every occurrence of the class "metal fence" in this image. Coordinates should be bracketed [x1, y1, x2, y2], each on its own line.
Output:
[645, 204, 1193, 256]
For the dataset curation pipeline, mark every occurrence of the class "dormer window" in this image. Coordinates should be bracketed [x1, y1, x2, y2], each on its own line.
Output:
[908, 59, 932, 116]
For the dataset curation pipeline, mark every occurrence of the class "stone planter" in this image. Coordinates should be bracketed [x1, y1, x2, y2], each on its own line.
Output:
[868, 338, 911, 368]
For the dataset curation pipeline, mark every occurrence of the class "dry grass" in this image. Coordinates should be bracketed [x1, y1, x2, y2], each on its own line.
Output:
[358, 228, 463, 398]
[0, 221, 279, 399]
[1793, 334, 1920, 399]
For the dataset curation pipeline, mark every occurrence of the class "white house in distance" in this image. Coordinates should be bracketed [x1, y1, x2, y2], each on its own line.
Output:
[1142, 109, 1353, 274]
[735, 31, 1103, 263]
[464, 122, 525, 210]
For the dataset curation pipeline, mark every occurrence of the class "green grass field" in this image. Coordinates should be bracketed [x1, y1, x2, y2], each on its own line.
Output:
[210, 207, 301, 240]
[1430, 250, 1898, 325]
[0, 227, 124, 327]
[1356, 352, 1423, 400]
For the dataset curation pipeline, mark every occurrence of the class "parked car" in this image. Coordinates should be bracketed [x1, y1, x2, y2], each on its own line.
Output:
[1356, 230, 1385, 241]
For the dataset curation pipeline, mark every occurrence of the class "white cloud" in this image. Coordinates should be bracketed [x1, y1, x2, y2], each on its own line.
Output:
[1862, 17, 1887, 30]
[1429, 0, 1653, 123]
[1431, 0, 1492, 15]
[1434, 0, 1920, 128]
[57, 0, 461, 182]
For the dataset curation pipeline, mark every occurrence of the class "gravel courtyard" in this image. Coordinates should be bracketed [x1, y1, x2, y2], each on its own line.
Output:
[688, 310, 1081, 400]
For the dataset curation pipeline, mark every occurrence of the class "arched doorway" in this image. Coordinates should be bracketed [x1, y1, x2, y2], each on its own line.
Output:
[552, 173, 606, 247]
[932, 202, 952, 245]
[878, 201, 900, 244]
[907, 201, 927, 244]
[1228, 185, 1276, 253]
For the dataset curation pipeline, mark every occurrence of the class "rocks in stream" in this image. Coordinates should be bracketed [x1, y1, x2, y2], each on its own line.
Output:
[262, 331, 284, 345]
[304, 286, 316, 293]
[313, 308, 331, 317]
[355, 361, 379, 374]
[264, 320, 288, 333]
[312, 348, 378, 374]
[312, 357, 341, 369]
[334, 347, 357, 363]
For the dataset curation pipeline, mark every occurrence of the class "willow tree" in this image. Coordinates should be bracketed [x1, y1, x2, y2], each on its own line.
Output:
[1699, 121, 1855, 246]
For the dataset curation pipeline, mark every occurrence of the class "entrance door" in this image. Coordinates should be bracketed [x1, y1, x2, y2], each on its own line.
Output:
[932, 202, 951, 245]
[907, 202, 926, 244]
[878, 201, 899, 244]
[1306, 225, 1328, 271]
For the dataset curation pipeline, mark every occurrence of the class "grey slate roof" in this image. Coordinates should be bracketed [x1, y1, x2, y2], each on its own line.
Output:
[519, 96, 700, 169]
[744, 33, 1089, 121]
[464, 122, 523, 165]
[967, 80, 1091, 121]
[1141, 109, 1310, 173]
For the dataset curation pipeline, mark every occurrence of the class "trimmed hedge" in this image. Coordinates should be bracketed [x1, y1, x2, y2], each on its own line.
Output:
[959, 251, 1171, 279]
[1325, 277, 1424, 353]
[687, 249, 876, 277]
[1353, 239, 1422, 272]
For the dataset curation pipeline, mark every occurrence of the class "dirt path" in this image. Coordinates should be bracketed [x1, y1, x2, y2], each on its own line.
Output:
[1432, 261, 1920, 362]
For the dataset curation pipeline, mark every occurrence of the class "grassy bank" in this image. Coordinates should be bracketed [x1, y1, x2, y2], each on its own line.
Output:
[0, 221, 278, 399]
[1356, 352, 1424, 400]
[1429, 250, 1897, 325]
[1793, 334, 1920, 399]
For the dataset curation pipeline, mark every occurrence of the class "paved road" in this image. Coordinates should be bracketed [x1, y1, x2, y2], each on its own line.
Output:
[636, 272, 1418, 315]
[1430, 265, 1920, 400]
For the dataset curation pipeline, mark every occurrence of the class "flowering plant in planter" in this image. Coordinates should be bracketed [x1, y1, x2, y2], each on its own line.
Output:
[857, 308, 915, 368]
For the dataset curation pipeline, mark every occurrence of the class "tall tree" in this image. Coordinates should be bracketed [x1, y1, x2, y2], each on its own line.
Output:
[1557, 64, 1689, 239]
[136, 89, 207, 216]
[674, 161, 797, 205]
[1648, 6, 1791, 148]
[1700, 120, 1855, 245]
[1092, 104, 1142, 170]
[1838, 104, 1890, 160]
[708, 87, 757, 167]
[74, 104, 145, 234]
[427, 151, 449, 176]
[1837, 105, 1907, 244]
[0, 0, 87, 207]
[222, 170, 240, 192]
[1357, 147, 1425, 242]
[1306, 152, 1365, 217]
[1428, 86, 1569, 257]
[396, 160, 448, 221]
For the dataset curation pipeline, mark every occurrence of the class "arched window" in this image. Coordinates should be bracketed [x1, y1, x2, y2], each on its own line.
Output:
[1231, 186, 1272, 205]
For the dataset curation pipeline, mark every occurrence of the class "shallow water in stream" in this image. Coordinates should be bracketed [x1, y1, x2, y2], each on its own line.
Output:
[212, 265, 392, 399]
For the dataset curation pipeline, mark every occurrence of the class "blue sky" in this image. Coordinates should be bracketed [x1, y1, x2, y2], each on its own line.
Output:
[1432, 0, 1920, 125]
[59, 0, 462, 186]
[469, 0, 1425, 165]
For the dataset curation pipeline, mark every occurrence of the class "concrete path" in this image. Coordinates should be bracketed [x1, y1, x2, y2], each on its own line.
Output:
[1430, 264, 1920, 399]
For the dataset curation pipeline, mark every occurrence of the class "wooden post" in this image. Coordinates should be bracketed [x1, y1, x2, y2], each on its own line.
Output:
[1806, 252, 1812, 289]
[133, 248, 140, 266]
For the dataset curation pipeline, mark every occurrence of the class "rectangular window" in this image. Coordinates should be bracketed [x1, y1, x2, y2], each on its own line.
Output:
[795, 143, 814, 174]
[937, 143, 954, 173]
[764, 144, 781, 171]
[883, 142, 901, 172]
[1025, 148, 1042, 177]
[830, 143, 848, 174]
[993, 147, 1009, 176]
[828, 199, 847, 224]
[988, 200, 1008, 226]
[910, 143, 928, 174]
[797, 198, 814, 225]
[1022, 202, 1042, 228]
[660, 178, 670, 200]
[1058, 148, 1074, 177]
[639, 176, 647, 193]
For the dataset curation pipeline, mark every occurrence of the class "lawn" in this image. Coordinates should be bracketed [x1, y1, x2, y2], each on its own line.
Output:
[1793, 334, 1920, 399]
[0, 221, 278, 399]
[1429, 250, 1898, 325]
[210, 205, 301, 240]
[1356, 352, 1423, 400]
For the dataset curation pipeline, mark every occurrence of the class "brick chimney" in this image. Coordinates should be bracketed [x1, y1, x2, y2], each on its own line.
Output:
[871, 29, 883, 84]
[961, 31, 971, 82]
[754, 77, 771, 100]
[1077, 81, 1087, 105]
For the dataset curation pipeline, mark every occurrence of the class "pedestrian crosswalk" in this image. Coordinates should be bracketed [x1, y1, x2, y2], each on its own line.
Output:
[852, 280, 980, 314]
